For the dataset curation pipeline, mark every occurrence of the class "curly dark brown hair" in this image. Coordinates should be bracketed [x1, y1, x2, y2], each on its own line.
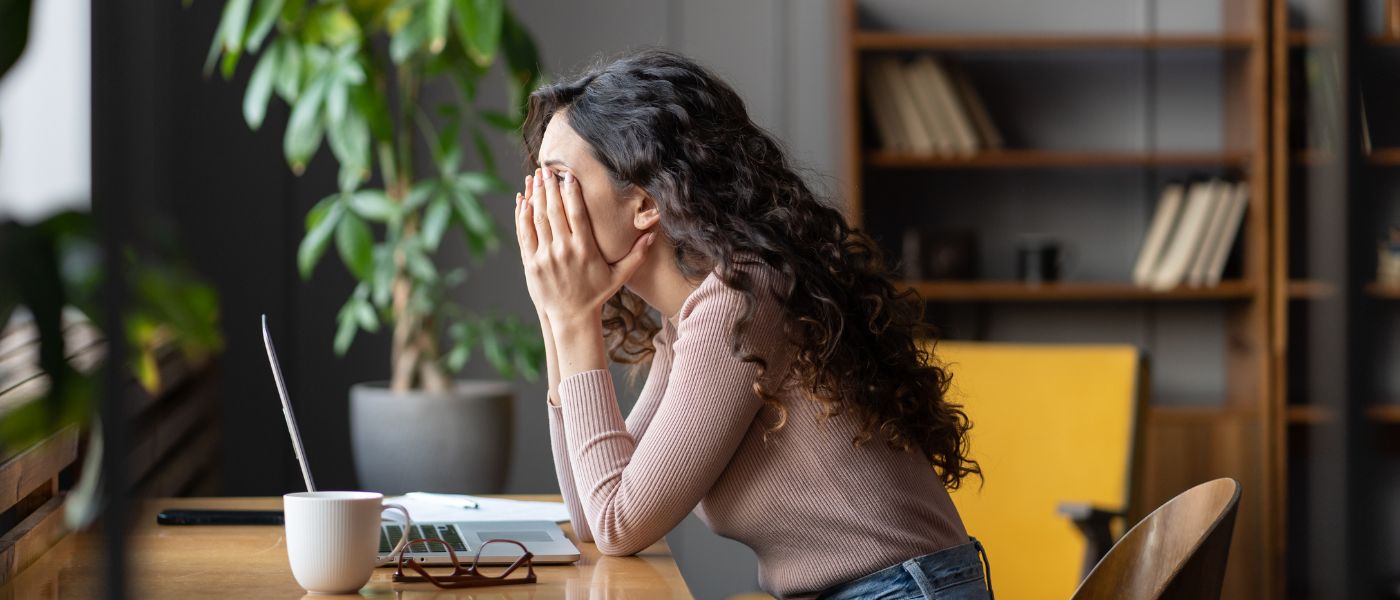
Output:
[521, 48, 979, 489]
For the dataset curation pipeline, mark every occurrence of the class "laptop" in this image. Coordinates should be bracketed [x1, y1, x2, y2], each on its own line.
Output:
[261, 315, 582, 565]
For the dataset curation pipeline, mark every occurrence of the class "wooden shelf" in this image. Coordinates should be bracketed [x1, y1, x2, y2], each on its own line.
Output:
[900, 280, 1256, 301]
[1369, 404, 1400, 423]
[1366, 282, 1400, 298]
[866, 149, 1248, 169]
[1294, 33, 1400, 47]
[1285, 404, 1335, 424]
[1368, 148, 1400, 165]
[853, 31, 1257, 51]
[1292, 148, 1333, 166]
[1287, 279, 1336, 299]
[1287, 30, 1329, 46]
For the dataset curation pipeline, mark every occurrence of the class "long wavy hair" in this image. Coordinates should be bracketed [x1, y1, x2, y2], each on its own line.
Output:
[521, 48, 979, 489]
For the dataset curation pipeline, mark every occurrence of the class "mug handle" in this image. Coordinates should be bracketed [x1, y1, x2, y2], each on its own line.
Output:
[378, 503, 413, 566]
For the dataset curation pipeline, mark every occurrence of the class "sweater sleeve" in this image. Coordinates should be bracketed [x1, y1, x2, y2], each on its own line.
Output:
[557, 273, 777, 556]
[545, 317, 678, 544]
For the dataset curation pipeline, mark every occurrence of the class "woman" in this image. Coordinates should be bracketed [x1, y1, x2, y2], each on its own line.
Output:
[512, 48, 990, 600]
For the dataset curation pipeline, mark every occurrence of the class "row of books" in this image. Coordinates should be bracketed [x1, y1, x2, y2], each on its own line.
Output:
[863, 55, 1003, 156]
[1132, 179, 1250, 290]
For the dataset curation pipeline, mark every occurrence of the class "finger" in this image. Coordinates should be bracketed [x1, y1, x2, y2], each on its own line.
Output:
[531, 168, 552, 247]
[515, 193, 536, 257]
[542, 167, 570, 239]
[560, 171, 594, 244]
[610, 231, 657, 286]
[522, 174, 534, 204]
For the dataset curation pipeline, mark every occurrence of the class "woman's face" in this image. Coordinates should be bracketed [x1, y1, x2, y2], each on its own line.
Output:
[535, 109, 655, 264]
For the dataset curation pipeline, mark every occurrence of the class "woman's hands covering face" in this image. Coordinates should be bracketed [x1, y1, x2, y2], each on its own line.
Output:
[514, 166, 656, 324]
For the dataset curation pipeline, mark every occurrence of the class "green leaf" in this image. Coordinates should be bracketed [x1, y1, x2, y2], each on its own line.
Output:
[390, 7, 429, 63]
[327, 109, 370, 180]
[274, 38, 302, 101]
[404, 244, 437, 283]
[479, 109, 517, 131]
[370, 244, 394, 307]
[351, 82, 393, 143]
[456, 171, 504, 194]
[243, 42, 280, 130]
[245, 0, 284, 52]
[216, 0, 254, 78]
[452, 0, 502, 66]
[444, 343, 470, 372]
[333, 307, 358, 355]
[325, 79, 348, 124]
[284, 74, 329, 173]
[335, 211, 374, 280]
[348, 190, 398, 222]
[448, 186, 495, 254]
[421, 195, 451, 250]
[281, 0, 307, 24]
[403, 180, 437, 212]
[306, 3, 362, 47]
[352, 298, 379, 332]
[425, 0, 451, 54]
[299, 198, 345, 279]
[499, 9, 540, 88]
[481, 327, 510, 376]
[470, 125, 497, 173]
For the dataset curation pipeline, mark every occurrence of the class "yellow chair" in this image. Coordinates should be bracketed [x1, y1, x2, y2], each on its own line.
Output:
[930, 341, 1146, 600]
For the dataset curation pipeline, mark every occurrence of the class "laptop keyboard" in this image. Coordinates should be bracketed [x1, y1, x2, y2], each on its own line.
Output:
[380, 523, 470, 554]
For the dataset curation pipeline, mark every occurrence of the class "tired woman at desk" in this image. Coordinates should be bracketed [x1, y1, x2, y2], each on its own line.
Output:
[512, 48, 991, 600]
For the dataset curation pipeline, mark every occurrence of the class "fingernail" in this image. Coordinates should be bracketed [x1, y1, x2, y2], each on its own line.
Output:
[647, 232, 657, 244]
[543, 168, 552, 180]
[562, 172, 571, 184]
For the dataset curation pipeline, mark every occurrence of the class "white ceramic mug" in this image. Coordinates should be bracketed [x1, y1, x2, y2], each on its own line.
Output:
[283, 491, 412, 594]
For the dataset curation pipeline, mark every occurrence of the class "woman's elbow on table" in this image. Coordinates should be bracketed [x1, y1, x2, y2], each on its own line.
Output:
[591, 526, 656, 557]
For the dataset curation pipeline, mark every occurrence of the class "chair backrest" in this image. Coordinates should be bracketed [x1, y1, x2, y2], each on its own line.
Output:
[1072, 478, 1240, 600]
[931, 341, 1144, 600]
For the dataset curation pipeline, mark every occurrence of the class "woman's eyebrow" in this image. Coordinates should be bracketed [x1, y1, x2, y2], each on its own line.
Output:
[543, 159, 571, 169]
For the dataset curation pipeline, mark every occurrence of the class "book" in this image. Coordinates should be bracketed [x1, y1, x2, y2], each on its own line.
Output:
[1132, 182, 1186, 287]
[947, 62, 1003, 150]
[1202, 182, 1249, 286]
[1186, 180, 1236, 287]
[917, 55, 979, 155]
[1150, 179, 1222, 291]
[881, 57, 936, 154]
[863, 57, 910, 151]
[902, 57, 956, 156]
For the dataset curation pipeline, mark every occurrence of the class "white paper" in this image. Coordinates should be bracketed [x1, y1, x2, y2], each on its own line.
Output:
[384, 493, 571, 523]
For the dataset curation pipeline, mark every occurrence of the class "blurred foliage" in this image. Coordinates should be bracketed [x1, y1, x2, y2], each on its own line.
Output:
[0, 212, 224, 453]
[204, 0, 546, 390]
[0, 0, 31, 81]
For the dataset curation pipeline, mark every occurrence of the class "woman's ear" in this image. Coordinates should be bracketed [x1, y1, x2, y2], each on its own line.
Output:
[633, 191, 661, 231]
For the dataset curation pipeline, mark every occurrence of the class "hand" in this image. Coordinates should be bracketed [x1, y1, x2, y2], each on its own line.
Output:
[514, 166, 656, 326]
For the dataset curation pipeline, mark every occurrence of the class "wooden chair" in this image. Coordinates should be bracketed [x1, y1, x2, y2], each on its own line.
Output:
[1071, 478, 1241, 600]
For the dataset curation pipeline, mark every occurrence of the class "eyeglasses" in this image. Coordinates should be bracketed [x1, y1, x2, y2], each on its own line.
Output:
[391, 537, 537, 589]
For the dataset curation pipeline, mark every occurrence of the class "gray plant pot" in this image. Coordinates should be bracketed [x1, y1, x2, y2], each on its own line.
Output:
[349, 380, 513, 495]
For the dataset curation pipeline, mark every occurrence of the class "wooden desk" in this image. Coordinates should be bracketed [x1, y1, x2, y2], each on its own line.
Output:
[0, 496, 693, 599]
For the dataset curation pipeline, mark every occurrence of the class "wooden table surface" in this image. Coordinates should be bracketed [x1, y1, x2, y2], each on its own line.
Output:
[0, 496, 693, 599]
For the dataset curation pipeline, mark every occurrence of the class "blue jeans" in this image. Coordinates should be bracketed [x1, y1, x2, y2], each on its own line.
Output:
[816, 538, 993, 600]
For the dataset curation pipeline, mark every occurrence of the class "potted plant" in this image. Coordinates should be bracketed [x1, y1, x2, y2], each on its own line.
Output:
[204, 0, 545, 494]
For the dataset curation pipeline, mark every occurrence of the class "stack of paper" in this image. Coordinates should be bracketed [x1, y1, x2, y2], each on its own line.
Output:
[383, 492, 571, 523]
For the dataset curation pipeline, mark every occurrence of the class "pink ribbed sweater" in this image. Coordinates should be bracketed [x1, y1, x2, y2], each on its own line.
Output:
[547, 263, 968, 599]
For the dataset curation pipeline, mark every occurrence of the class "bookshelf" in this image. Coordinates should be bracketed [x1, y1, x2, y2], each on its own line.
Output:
[1271, 1, 1400, 596]
[866, 149, 1249, 169]
[841, 1, 1273, 597]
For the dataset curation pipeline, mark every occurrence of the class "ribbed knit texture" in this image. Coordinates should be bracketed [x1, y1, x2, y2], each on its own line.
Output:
[549, 263, 968, 599]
